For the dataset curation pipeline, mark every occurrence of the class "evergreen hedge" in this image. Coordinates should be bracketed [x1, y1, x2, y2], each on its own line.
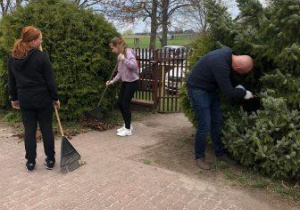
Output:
[180, 0, 300, 178]
[0, 0, 119, 119]
[180, 34, 213, 127]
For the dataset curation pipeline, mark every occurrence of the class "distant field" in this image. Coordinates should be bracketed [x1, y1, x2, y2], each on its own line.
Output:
[123, 34, 197, 49]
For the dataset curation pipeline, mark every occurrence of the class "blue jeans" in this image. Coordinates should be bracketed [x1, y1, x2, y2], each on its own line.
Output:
[188, 87, 225, 159]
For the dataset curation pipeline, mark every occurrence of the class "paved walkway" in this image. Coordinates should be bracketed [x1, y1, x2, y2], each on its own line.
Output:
[0, 113, 298, 210]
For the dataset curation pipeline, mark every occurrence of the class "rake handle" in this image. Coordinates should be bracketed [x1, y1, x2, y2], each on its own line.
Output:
[97, 62, 118, 107]
[54, 106, 64, 137]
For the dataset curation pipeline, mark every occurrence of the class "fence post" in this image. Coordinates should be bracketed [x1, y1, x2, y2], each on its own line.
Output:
[151, 49, 159, 110]
[134, 38, 140, 47]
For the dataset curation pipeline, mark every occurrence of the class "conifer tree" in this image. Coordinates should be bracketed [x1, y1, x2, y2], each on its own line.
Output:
[181, 0, 300, 178]
[0, 0, 119, 119]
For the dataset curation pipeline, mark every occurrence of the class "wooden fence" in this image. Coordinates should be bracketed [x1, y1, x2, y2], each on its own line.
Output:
[132, 47, 191, 112]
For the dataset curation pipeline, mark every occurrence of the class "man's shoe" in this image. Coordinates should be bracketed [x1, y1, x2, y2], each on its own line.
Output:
[217, 154, 238, 165]
[195, 158, 211, 170]
[26, 161, 36, 172]
[45, 158, 55, 170]
[117, 124, 133, 133]
[117, 128, 132, 137]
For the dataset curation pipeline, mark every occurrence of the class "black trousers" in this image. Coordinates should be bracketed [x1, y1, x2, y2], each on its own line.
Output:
[21, 105, 55, 163]
[118, 81, 138, 129]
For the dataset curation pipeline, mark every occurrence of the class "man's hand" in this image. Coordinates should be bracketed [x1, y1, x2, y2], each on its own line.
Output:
[11, 100, 20, 109]
[244, 91, 254, 100]
[53, 100, 60, 109]
[118, 53, 125, 61]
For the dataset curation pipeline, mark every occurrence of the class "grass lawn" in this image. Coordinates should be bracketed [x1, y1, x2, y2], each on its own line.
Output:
[123, 34, 197, 48]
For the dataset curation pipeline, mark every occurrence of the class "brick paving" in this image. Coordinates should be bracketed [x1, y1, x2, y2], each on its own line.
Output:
[0, 114, 298, 210]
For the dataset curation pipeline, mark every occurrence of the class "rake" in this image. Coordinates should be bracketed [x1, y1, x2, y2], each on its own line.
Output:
[54, 107, 84, 173]
[85, 62, 118, 121]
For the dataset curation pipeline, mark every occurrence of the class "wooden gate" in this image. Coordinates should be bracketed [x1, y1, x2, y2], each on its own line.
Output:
[133, 47, 190, 112]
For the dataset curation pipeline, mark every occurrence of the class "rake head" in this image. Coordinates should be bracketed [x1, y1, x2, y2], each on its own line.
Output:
[84, 107, 106, 121]
[60, 136, 83, 173]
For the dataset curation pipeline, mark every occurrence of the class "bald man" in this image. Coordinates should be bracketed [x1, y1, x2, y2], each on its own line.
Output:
[187, 47, 254, 170]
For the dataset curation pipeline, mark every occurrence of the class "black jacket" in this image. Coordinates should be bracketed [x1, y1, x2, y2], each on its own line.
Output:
[187, 48, 246, 98]
[8, 49, 58, 109]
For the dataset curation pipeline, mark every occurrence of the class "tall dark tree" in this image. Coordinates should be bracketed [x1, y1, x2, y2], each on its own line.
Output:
[0, 0, 11, 17]
[176, 0, 234, 34]
[96, 0, 190, 48]
[149, 0, 158, 49]
[157, 0, 190, 46]
[0, 0, 28, 17]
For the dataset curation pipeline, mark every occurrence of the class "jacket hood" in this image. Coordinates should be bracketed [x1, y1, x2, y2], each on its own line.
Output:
[10, 49, 39, 69]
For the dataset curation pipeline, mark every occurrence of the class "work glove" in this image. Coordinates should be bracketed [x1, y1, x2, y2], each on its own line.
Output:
[235, 84, 245, 90]
[118, 53, 125, 61]
[244, 90, 253, 100]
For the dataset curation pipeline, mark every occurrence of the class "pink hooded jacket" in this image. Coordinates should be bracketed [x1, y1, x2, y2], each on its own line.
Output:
[111, 48, 139, 84]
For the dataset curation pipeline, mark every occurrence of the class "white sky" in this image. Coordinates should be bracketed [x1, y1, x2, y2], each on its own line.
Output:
[116, 0, 268, 34]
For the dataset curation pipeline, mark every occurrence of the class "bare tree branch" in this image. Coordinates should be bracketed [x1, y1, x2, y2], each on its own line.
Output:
[173, 0, 231, 34]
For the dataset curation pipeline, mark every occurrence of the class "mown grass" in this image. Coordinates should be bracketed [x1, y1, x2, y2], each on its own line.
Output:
[1, 110, 22, 124]
[211, 160, 300, 203]
[123, 34, 197, 48]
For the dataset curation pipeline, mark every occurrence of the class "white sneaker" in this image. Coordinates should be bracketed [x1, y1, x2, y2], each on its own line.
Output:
[117, 128, 132, 137]
[117, 124, 133, 133]
[117, 125, 125, 133]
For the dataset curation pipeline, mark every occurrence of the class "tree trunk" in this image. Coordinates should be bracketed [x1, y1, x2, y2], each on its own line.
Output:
[0, 0, 10, 17]
[161, 0, 169, 47]
[149, 0, 158, 49]
[16, 0, 21, 7]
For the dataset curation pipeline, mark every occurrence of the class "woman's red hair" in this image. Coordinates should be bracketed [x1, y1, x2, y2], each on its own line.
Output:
[11, 26, 41, 59]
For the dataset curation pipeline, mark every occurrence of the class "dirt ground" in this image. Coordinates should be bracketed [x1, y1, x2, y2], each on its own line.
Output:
[129, 112, 300, 209]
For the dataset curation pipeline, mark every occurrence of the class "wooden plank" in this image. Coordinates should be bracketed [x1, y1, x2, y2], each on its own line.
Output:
[131, 99, 155, 107]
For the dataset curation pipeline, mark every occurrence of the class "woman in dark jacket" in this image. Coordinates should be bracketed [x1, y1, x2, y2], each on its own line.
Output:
[8, 26, 60, 172]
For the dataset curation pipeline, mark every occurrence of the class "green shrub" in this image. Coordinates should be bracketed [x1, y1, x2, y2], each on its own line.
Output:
[1, 111, 22, 123]
[260, 70, 300, 109]
[0, 0, 119, 119]
[180, 33, 213, 127]
[0, 56, 8, 108]
[188, 33, 214, 68]
[223, 91, 300, 178]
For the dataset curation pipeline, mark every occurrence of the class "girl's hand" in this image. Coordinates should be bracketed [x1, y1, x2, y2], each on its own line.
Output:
[118, 53, 125, 61]
[106, 80, 113, 87]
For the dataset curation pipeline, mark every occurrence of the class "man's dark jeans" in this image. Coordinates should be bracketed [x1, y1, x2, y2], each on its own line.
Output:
[188, 87, 225, 159]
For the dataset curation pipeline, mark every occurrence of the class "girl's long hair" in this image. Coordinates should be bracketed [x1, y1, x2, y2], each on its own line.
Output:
[11, 26, 41, 59]
[109, 37, 128, 55]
